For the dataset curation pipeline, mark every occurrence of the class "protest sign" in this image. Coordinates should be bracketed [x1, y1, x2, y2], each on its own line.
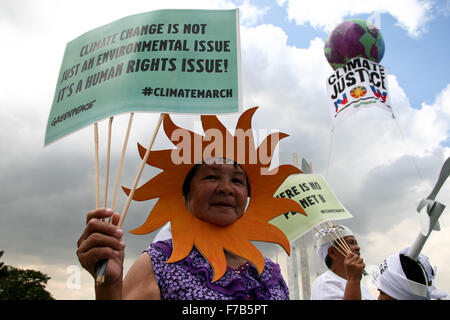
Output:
[326, 57, 393, 122]
[45, 9, 242, 145]
[270, 174, 352, 242]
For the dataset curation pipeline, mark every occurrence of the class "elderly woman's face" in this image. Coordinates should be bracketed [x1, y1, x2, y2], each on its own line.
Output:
[186, 163, 249, 227]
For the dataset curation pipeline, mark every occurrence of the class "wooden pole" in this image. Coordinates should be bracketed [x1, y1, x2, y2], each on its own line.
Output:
[94, 123, 100, 209]
[313, 227, 348, 257]
[325, 221, 351, 254]
[110, 113, 134, 212]
[118, 113, 164, 228]
[93, 121, 104, 284]
[103, 116, 113, 208]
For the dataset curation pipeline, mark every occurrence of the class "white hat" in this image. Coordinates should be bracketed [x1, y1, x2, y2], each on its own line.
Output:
[314, 225, 354, 261]
[371, 253, 429, 300]
[399, 248, 436, 281]
[399, 248, 448, 299]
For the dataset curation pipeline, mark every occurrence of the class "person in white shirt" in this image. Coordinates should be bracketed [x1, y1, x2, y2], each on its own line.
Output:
[311, 225, 374, 300]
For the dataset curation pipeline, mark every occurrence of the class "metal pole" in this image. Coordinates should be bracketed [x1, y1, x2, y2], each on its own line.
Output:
[298, 231, 311, 299]
[288, 239, 300, 300]
[289, 153, 312, 299]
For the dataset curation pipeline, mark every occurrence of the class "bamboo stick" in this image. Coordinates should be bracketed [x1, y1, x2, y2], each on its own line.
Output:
[94, 123, 100, 209]
[118, 113, 164, 228]
[319, 223, 350, 255]
[326, 221, 351, 254]
[110, 113, 134, 213]
[103, 116, 113, 208]
[313, 227, 347, 257]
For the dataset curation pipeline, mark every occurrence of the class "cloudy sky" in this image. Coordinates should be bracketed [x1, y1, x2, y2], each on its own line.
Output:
[1, 0, 449, 300]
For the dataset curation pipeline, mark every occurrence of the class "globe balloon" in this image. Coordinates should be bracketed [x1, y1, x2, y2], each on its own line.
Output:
[324, 19, 385, 70]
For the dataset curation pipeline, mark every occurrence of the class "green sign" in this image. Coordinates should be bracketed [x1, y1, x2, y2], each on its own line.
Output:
[270, 174, 353, 242]
[45, 9, 241, 145]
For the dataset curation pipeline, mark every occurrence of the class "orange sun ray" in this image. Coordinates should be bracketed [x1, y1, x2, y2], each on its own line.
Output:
[137, 144, 173, 170]
[245, 197, 306, 221]
[193, 226, 228, 281]
[123, 163, 189, 200]
[248, 164, 302, 197]
[236, 107, 258, 132]
[167, 212, 196, 263]
[237, 217, 290, 254]
[223, 235, 265, 274]
[256, 132, 289, 167]
[129, 197, 185, 235]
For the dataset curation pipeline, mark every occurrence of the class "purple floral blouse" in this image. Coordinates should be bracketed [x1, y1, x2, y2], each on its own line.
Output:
[145, 239, 289, 300]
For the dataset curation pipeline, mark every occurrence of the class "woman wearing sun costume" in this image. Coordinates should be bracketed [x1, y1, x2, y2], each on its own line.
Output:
[76, 107, 306, 299]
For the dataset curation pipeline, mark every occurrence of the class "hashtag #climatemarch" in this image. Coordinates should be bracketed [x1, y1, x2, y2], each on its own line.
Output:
[141, 87, 233, 98]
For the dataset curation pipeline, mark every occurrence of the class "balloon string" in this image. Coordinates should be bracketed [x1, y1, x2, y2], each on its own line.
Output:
[392, 112, 425, 183]
[325, 124, 335, 180]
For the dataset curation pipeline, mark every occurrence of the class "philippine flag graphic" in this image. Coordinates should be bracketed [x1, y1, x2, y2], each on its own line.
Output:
[334, 93, 348, 112]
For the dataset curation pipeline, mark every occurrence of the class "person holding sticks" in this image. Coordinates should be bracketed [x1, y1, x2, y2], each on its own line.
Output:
[311, 224, 374, 300]
[76, 107, 306, 300]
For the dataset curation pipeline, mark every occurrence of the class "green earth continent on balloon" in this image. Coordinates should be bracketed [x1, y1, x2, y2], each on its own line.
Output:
[324, 19, 385, 70]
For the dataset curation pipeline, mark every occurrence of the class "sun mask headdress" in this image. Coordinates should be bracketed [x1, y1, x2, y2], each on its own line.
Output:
[123, 107, 306, 281]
